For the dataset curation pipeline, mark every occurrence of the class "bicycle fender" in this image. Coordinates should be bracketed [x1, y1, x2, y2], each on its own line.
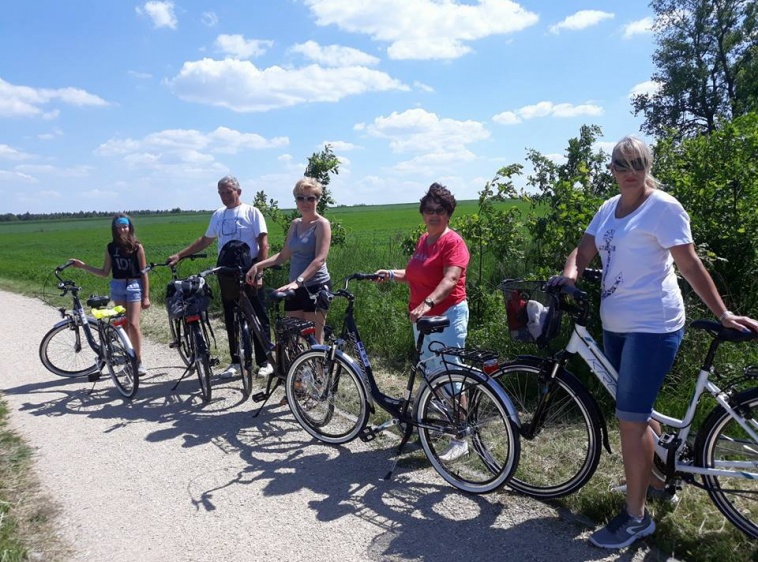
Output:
[430, 368, 522, 429]
[306, 345, 375, 413]
[498, 355, 611, 454]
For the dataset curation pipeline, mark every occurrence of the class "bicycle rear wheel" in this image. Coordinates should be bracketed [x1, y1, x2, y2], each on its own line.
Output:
[495, 362, 602, 499]
[169, 317, 192, 367]
[39, 319, 101, 377]
[416, 370, 519, 494]
[191, 322, 213, 402]
[286, 349, 369, 444]
[237, 315, 254, 398]
[104, 325, 139, 399]
[695, 387, 758, 539]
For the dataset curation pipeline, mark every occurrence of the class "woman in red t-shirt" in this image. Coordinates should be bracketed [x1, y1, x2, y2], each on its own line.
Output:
[376, 182, 470, 460]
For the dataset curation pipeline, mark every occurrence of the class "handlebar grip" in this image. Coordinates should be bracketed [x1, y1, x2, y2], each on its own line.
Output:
[560, 284, 588, 302]
[56, 260, 74, 272]
[188, 253, 207, 260]
[351, 273, 382, 281]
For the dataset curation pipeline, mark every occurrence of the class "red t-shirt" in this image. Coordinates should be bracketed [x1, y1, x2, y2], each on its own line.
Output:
[405, 229, 469, 316]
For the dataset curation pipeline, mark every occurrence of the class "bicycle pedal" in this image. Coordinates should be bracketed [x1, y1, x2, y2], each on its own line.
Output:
[658, 433, 681, 450]
[168, 341, 179, 349]
[88, 372, 102, 382]
[210, 358, 220, 367]
[359, 427, 378, 443]
[251, 391, 268, 403]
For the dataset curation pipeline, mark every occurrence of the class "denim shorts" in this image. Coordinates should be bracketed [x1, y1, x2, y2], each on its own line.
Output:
[413, 300, 469, 375]
[603, 328, 684, 423]
[110, 278, 143, 303]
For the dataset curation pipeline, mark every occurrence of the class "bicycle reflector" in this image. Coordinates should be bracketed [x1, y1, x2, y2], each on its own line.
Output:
[482, 358, 499, 375]
[185, 314, 202, 323]
[300, 326, 316, 337]
[112, 317, 128, 328]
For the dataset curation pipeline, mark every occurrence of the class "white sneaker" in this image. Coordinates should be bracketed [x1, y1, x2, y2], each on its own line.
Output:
[257, 362, 274, 377]
[137, 363, 148, 376]
[437, 439, 469, 462]
[220, 363, 240, 379]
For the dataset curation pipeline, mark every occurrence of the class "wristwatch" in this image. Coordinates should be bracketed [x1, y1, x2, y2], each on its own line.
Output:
[423, 297, 434, 307]
[296, 276, 305, 287]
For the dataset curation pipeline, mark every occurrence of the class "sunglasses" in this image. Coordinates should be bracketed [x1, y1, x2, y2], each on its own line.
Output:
[422, 207, 447, 216]
[611, 158, 646, 172]
[296, 195, 319, 203]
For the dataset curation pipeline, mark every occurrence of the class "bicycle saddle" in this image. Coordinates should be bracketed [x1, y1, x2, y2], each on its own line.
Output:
[417, 316, 449, 334]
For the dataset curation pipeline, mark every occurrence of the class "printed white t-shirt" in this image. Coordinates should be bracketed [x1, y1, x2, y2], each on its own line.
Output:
[585, 189, 692, 333]
[205, 203, 267, 259]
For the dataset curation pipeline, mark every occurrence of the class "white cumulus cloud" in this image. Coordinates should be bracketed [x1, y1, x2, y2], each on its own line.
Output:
[304, 0, 538, 60]
[0, 78, 108, 118]
[622, 17, 654, 38]
[168, 58, 408, 112]
[549, 10, 614, 34]
[215, 35, 273, 59]
[0, 144, 34, 160]
[493, 101, 603, 125]
[136, 1, 177, 29]
[629, 80, 661, 98]
[290, 41, 379, 67]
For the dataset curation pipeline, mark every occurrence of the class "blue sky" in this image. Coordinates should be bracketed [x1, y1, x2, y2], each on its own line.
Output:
[0, 1, 658, 214]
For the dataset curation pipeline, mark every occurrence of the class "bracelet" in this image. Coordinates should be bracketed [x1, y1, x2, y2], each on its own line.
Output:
[718, 310, 734, 322]
[388, 270, 395, 281]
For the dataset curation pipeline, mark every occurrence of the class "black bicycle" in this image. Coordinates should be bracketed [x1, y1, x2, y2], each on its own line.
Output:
[142, 254, 209, 367]
[285, 273, 521, 494]
[200, 265, 318, 408]
[39, 261, 139, 399]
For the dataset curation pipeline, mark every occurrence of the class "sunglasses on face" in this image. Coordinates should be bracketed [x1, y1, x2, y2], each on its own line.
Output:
[422, 206, 447, 216]
[611, 158, 646, 172]
[296, 195, 319, 203]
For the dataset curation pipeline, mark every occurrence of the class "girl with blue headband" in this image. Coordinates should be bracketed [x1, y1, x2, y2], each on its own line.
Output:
[71, 213, 151, 376]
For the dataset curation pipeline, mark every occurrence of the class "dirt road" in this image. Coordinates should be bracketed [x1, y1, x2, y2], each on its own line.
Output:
[0, 289, 666, 561]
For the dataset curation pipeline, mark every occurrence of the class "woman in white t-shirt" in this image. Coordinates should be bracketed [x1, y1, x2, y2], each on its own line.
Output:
[550, 136, 758, 549]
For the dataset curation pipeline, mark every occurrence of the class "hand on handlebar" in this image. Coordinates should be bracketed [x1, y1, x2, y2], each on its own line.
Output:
[546, 274, 576, 288]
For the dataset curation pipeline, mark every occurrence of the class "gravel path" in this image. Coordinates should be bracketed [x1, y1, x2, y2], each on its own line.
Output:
[0, 289, 669, 562]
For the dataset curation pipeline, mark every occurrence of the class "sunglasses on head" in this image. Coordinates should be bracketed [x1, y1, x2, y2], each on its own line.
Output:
[422, 206, 447, 216]
[296, 195, 319, 202]
[611, 158, 646, 172]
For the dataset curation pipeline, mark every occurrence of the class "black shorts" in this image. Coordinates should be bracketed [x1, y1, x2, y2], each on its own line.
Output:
[284, 281, 332, 313]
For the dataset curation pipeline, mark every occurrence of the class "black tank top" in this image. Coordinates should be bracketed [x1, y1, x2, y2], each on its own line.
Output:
[108, 242, 141, 279]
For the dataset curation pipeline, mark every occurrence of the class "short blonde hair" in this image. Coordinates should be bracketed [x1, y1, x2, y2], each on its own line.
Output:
[293, 177, 323, 198]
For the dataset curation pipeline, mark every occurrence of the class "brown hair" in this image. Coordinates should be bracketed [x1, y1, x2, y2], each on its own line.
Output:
[111, 213, 140, 254]
[419, 182, 457, 216]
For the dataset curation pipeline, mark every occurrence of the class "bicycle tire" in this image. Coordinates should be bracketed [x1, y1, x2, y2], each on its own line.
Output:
[238, 315, 254, 398]
[191, 322, 213, 402]
[495, 361, 603, 499]
[39, 318, 101, 377]
[695, 386, 758, 539]
[104, 325, 139, 399]
[169, 317, 192, 367]
[416, 370, 520, 494]
[286, 349, 369, 444]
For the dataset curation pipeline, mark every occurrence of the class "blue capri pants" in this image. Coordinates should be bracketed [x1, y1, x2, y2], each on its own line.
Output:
[603, 328, 684, 423]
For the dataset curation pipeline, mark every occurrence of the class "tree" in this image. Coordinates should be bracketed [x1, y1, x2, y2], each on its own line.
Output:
[633, 0, 758, 138]
[304, 144, 346, 245]
[522, 125, 615, 274]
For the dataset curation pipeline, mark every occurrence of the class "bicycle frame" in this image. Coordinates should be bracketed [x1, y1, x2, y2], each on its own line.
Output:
[561, 311, 758, 480]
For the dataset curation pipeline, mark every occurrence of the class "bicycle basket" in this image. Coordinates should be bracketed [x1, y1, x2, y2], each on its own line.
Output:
[165, 277, 211, 319]
[499, 280, 562, 345]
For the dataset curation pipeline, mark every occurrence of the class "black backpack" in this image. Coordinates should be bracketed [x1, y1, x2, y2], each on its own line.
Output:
[216, 240, 252, 301]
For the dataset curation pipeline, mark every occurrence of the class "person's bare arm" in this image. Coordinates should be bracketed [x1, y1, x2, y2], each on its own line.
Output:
[71, 248, 112, 278]
[409, 265, 463, 323]
[168, 235, 215, 265]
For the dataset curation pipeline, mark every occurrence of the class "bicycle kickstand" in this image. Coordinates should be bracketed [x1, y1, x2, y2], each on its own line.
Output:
[382, 423, 415, 481]
[251, 373, 282, 417]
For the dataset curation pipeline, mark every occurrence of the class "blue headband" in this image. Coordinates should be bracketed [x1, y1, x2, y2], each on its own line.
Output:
[115, 217, 130, 226]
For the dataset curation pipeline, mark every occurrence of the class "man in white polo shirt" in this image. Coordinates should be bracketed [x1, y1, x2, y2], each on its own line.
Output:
[169, 175, 273, 378]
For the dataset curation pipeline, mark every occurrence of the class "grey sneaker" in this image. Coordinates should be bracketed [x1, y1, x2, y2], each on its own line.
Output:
[611, 483, 679, 504]
[437, 439, 469, 462]
[589, 508, 655, 549]
[137, 363, 148, 376]
[257, 362, 274, 377]
[220, 363, 240, 379]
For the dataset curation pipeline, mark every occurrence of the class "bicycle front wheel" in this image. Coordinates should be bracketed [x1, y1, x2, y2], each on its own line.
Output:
[695, 387, 758, 539]
[39, 319, 101, 377]
[286, 349, 369, 444]
[237, 315, 254, 398]
[169, 317, 192, 367]
[495, 362, 602, 499]
[104, 325, 139, 399]
[416, 370, 519, 494]
[191, 322, 213, 402]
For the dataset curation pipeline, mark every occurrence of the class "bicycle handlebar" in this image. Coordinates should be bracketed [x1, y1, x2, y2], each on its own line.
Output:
[142, 253, 208, 274]
[56, 260, 74, 273]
